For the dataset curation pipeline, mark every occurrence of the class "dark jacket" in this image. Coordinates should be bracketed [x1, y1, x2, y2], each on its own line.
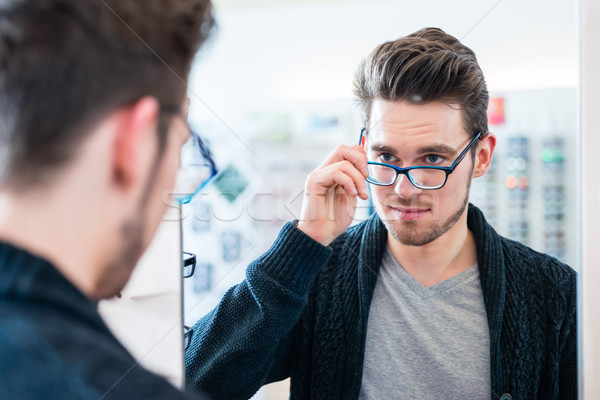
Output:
[0, 242, 206, 400]
[186, 204, 577, 400]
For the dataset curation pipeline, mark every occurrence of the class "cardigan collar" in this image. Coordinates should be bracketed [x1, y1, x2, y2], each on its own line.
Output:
[0, 241, 107, 331]
[466, 203, 507, 395]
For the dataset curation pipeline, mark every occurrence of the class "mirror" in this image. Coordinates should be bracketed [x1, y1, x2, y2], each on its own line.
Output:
[182, 0, 579, 398]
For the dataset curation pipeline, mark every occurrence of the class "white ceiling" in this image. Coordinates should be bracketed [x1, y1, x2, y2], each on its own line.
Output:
[189, 0, 578, 123]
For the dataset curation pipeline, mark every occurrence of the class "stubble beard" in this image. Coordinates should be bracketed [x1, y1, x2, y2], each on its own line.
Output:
[378, 179, 472, 247]
[100, 170, 157, 299]
[98, 210, 145, 299]
[97, 120, 170, 299]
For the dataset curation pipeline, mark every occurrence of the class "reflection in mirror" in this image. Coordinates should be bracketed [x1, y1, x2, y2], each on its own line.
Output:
[182, 0, 578, 399]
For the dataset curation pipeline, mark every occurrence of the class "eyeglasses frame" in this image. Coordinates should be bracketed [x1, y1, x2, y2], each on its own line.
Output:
[161, 105, 218, 204]
[183, 251, 196, 278]
[358, 128, 483, 190]
[184, 325, 193, 350]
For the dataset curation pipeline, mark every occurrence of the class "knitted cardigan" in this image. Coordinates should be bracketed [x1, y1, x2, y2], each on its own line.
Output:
[0, 242, 207, 400]
[185, 204, 577, 400]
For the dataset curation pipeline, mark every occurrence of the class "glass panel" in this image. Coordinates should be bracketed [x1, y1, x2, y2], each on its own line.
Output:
[408, 168, 447, 189]
[367, 164, 396, 185]
[173, 136, 215, 202]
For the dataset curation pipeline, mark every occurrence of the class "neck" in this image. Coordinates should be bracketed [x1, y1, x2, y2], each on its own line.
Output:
[0, 184, 115, 301]
[386, 209, 477, 287]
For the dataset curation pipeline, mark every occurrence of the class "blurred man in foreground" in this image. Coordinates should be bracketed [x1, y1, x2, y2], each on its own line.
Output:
[0, 1, 215, 398]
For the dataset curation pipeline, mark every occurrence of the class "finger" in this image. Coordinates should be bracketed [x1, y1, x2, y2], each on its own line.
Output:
[314, 154, 369, 195]
[330, 159, 369, 198]
[309, 168, 359, 198]
[340, 145, 369, 178]
[318, 145, 369, 178]
[310, 160, 368, 198]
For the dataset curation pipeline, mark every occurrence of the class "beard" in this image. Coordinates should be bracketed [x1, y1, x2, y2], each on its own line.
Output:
[377, 178, 471, 247]
[96, 210, 146, 299]
[95, 119, 170, 299]
[98, 164, 161, 299]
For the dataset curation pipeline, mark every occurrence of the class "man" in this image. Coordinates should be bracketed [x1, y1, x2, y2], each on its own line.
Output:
[186, 28, 577, 399]
[0, 0, 215, 398]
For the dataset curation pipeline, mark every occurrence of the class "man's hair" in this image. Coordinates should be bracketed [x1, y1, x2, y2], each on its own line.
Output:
[0, 0, 214, 189]
[353, 27, 488, 139]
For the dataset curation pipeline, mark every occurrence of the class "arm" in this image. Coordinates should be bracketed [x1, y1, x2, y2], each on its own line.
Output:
[184, 222, 331, 400]
[185, 145, 369, 400]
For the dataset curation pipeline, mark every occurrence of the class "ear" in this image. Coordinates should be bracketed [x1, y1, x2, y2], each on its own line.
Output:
[112, 96, 160, 190]
[472, 132, 496, 178]
[182, 97, 191, 119]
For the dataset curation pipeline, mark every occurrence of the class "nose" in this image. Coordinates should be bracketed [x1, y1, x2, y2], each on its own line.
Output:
[394, 173, 422, 199]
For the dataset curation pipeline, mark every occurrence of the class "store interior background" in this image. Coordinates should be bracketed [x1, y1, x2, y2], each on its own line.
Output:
[178, 0, 578, 398]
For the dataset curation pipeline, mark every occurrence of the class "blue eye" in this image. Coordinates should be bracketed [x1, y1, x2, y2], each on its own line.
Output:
[380, 153, 394, 162]
[426, 155, 443, 164]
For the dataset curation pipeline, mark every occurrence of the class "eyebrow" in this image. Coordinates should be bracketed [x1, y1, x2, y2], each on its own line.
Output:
[369, 143, 457, 156]
[369, 143, 397, 154]
[416, 145, 456, 155]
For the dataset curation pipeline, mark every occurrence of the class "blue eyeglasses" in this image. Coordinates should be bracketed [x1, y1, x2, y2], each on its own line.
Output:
[358, 129, 482, 190]
[161, 107, 218, 204]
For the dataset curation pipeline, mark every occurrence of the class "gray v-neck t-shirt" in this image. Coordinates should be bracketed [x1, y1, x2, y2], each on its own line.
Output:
[358, 247, 491, 400]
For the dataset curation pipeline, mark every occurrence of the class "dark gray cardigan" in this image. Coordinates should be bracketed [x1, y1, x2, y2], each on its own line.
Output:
[0, 243, 207, 400]
[186, 204, 577, 400]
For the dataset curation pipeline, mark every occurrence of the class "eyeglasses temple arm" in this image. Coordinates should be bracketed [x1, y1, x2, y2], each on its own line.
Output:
[358, 128, 366, 146]
[450, 132, 483, 169]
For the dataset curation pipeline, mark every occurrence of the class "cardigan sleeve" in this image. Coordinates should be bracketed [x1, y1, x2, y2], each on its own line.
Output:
[184, 221, 332, 400]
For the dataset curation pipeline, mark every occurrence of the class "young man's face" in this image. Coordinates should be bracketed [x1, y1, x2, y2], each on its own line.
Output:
[366, 99, 476, 247]
[139, 114, 190, 250]
[102, 110, 190, 298]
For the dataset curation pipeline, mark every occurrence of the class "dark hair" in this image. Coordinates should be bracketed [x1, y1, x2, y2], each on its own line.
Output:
[353, 27, 488, 139]
[0, 0, 214, 189]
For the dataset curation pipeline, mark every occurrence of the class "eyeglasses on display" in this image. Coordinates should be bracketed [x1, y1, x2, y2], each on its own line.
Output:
[183, 251, 196, 279]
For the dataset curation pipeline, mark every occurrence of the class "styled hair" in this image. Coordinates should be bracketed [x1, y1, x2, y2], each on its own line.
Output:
[0, 0, 214, 189]
[353, 27, 488, 138]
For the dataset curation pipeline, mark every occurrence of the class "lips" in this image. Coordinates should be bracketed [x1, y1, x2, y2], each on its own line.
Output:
[388, 206, 430, 221]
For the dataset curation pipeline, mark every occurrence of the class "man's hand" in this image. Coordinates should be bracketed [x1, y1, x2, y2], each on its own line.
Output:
[297, 145, 369, 246]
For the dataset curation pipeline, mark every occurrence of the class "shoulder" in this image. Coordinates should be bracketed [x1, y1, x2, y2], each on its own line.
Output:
[468, 203, 576, 297]
[0, 303, 104, 398]
[0, 300, 193, 400]
[501, 236, 575, 285]
[498, 236, 576, 314]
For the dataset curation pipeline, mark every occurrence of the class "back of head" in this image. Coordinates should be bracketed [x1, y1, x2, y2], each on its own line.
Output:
[353, 27, 488, 136]
[0, 0, 214, 190]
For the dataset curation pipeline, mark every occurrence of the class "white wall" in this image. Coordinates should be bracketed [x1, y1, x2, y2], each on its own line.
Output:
[99, 207, 184, 389]
[580, 0, 600, 397]
[188, 0, 577, 126]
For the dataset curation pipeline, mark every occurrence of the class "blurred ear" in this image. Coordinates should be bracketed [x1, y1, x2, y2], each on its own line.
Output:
[472, 132, 496, 178]
[182, 97, 191, 119]
[112, 97, 160, 190]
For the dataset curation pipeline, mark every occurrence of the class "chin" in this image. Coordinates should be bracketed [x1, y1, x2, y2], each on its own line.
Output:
[376, 196, 469, 247]
[387, 223, 446, 246]
[91, 270, 135, 300]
